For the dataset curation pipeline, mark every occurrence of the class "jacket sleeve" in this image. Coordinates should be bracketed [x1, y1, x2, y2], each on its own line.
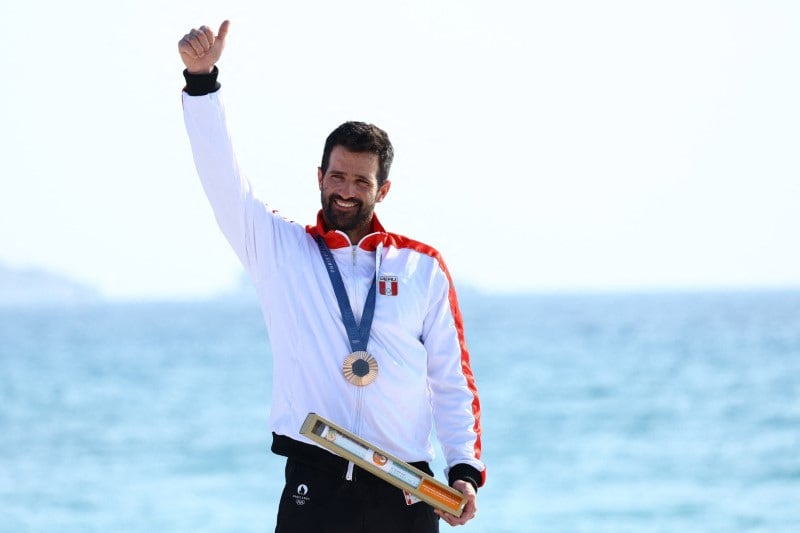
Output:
[422, 259, 486, 488]
[182, 77, 269, 278]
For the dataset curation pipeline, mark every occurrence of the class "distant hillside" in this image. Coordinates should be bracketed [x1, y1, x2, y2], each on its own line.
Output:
[0, 263, 101, 305]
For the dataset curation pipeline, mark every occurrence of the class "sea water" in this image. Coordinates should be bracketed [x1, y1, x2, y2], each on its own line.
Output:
[1, 291, 798, 532]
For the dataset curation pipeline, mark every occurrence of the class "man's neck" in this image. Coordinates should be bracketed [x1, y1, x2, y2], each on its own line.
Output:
[321, 215, 374, 245]
[344, 228, 369, 244]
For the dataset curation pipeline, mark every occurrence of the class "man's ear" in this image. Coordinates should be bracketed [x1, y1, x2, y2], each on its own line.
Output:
[376, 180, 391, 203]
[317, 167, 324, 190]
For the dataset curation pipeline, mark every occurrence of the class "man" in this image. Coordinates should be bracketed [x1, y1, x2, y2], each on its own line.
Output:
[178, 21, 485, 531]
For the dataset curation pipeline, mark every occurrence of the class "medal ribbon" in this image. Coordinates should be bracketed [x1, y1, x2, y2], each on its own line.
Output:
[316, 236, 377, 353]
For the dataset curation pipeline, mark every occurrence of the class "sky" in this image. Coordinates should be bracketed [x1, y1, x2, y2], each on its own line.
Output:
[2, 0, 799, 300]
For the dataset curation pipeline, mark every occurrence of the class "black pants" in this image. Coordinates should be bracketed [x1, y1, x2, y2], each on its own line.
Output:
[275, 457, 439, 533]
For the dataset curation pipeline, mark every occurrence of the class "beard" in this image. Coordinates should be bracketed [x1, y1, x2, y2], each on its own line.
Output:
[321, 193, 375, 235]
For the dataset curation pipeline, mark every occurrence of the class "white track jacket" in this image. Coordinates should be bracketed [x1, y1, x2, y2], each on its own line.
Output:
[183, 89, 485, 485]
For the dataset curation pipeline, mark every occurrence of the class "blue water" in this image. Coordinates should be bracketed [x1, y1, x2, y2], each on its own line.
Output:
[1, 291, 799, 532]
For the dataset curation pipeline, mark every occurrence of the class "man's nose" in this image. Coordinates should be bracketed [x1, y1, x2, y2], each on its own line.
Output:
[339, 179, 357, 198]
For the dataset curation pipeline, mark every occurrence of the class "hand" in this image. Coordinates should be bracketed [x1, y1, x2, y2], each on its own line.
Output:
[435, 479, 478, 527]
[178, 20, 230, 74]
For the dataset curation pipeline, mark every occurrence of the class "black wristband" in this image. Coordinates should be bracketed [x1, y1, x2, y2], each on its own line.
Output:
[182, 66, 220, 96]
[448, 463, 482, 492]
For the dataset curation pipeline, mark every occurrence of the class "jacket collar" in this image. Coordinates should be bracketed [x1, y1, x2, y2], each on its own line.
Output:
[306, 210, 386, 251]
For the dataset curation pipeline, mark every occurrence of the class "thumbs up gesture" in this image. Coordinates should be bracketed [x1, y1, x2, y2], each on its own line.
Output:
[178, 20, 231, 74]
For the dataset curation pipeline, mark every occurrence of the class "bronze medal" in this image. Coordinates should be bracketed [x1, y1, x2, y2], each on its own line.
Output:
[342, 351, 379, 386]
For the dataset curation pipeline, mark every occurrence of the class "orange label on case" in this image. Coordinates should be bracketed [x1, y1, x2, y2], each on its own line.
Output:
[418, 479, 463, 513]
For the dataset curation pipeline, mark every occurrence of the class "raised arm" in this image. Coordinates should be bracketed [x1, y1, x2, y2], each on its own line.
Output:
[178, 20, 264, 273]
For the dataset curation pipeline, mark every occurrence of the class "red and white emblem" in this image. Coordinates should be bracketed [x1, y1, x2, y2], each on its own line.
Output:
[379, 275, 398, 296]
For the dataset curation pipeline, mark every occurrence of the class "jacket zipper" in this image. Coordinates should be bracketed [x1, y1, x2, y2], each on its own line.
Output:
[348, 244, 363, 481]
[344, 241, 383, 481]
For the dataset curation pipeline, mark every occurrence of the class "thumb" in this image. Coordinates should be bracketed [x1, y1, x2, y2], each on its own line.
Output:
[217, 20, 231, 41]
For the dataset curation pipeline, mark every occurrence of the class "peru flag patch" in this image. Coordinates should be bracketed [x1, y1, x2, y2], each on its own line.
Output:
[379, 275, 398, 296]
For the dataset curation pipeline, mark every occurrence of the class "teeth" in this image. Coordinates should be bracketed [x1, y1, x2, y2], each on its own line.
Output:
[335, 199, 357, 208]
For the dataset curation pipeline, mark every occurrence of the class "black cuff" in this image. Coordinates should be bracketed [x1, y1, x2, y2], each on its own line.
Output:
[182, 66, 221, 96]
[448, 463, 482, 492]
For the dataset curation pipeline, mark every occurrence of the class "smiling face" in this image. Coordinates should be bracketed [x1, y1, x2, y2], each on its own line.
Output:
[318, 146, 391, 243]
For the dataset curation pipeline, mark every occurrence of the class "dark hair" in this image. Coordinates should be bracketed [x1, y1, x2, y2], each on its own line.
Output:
[320, 121, 394, 187]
